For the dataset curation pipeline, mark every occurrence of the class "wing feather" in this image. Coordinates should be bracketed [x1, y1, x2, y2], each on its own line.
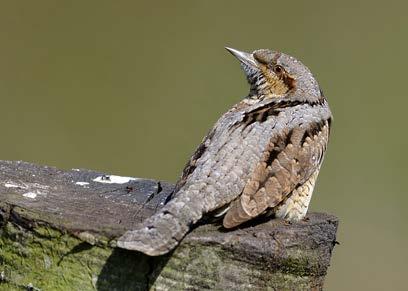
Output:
[223, 119, 330, 228]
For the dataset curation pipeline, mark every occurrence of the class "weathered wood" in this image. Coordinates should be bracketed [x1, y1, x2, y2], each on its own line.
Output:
[0, 160, 338, 290]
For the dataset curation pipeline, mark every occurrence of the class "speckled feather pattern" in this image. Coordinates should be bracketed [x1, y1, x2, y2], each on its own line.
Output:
[117, 49, 332, 256]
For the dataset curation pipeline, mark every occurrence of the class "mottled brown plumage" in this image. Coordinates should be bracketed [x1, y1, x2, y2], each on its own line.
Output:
[117, 47, 332, 256]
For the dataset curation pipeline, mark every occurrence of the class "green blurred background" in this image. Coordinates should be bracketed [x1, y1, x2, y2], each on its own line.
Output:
[0, 1, 407, 290]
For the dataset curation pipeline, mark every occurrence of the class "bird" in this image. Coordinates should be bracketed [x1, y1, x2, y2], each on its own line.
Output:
[117, 47, 332, 256]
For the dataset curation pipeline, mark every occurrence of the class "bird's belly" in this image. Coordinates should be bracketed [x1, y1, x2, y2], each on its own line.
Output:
[274, 169, 319, 222]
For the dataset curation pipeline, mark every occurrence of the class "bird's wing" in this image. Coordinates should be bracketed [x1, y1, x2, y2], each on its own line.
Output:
[171, 127, 216, 197]
[223, 118, 330, 228]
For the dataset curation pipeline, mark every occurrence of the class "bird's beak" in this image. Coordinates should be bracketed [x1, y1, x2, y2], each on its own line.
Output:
[225, 47, 259, 79]
[225, 47, 258, 69]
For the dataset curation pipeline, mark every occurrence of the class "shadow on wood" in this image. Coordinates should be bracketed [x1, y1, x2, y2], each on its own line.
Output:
[0, 161, 338, 290]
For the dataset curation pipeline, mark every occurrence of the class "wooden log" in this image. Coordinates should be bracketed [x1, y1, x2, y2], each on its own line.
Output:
[0, 160, 338, 290]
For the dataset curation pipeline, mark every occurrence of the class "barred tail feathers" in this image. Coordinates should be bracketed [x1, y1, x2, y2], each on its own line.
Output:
[117, 194, 202, 256]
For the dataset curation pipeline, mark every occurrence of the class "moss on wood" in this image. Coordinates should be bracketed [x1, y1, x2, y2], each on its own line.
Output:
[0, 161, 338, 290]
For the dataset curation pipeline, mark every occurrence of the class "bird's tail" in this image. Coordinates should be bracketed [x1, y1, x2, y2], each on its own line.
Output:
[117, 192, 203, 256]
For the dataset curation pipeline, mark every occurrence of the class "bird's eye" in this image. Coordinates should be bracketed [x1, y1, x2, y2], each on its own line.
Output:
[273, 65, 283, 74]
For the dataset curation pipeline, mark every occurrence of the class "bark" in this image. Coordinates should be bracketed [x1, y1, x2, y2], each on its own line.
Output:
[0, 160, 338, 290]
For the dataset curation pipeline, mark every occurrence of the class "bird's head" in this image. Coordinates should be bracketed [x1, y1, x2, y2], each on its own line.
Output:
[226, 47, 321, 102]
